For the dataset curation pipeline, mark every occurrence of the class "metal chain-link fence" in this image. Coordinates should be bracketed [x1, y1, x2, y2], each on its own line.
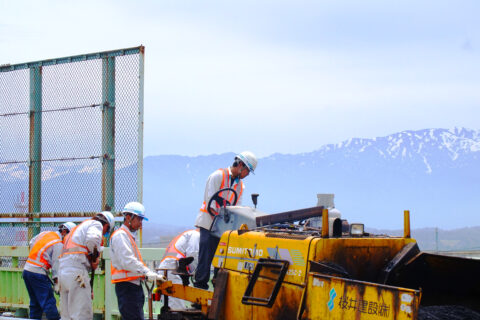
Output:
[0, 220, 124, 268]
[0, 221, 69, 268]
[0, 46, 144, 245]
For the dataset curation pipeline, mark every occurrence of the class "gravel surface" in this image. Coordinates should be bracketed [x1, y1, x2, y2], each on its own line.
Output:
[419, 306, 480, 320]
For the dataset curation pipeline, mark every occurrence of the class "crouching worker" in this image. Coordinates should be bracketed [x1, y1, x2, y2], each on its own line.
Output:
[110, 202, 165, 320]
[158, 229, 200, 309]
[23, 222, 76, 320]
[58, 211, 114, 320]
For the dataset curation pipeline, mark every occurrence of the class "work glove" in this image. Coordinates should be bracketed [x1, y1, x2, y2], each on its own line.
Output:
[146, 271, 159, 282]
[156, 274, 167, 283]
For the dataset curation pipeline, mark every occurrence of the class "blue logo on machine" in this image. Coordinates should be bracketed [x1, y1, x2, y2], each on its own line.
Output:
[327, 288, 337, 311]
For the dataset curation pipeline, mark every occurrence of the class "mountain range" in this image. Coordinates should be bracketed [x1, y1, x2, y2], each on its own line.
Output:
[1, 127, 479, 231]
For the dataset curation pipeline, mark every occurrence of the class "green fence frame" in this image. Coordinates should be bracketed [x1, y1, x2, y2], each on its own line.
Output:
[1, 45, 145, 230]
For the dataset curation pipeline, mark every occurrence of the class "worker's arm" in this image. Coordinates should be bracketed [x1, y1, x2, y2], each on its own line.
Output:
[50, 241, 64, 280]
[182, 231, 200, 273]
[29, 233, 40, 248]
[204, 170, 224, 214]
[84, 221, 103, 270]
[236, 181, 244, 206]
[85, 221, 103, 254]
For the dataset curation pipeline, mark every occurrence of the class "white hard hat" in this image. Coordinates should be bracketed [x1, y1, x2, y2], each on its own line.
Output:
[63, 221, 77, 232]
[97, 211, 115, 232]
[122, 202, 148, 221]
[60, 222, 76, 232]
[236, 151, 257, 173]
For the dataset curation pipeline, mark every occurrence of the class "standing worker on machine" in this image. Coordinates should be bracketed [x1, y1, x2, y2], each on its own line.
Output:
[58, 211, 114, 320]
[110, 202, 165, 320]
[23, 222, 76, 320]
[158, 229, 200, 309]
[194, 151, 257, 290]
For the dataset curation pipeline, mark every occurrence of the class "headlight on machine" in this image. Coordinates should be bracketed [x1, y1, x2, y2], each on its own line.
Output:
[349, 223, 364, 237]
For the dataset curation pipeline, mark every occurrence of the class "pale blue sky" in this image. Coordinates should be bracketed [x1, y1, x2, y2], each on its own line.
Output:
[1, 0, 479, 157]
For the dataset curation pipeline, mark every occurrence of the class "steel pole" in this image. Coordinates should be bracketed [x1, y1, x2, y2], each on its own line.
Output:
[138, 46, 145, 246]
[29, 66, 42, 237]
[102, 57, 116, 212]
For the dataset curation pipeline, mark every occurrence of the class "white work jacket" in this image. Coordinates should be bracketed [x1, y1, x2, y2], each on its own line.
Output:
[58, 219, 103, 272]
[195, 167, 244, 230]
[24, 231, 63, 279]
[110, 225, 150, 285]
[159, 229, 200, 272]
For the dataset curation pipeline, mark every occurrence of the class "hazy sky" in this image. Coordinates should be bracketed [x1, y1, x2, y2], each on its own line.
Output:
[1, 0, 479, 157]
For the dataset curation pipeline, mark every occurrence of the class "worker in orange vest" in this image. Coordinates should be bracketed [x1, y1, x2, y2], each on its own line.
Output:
[158, 229, 199, 309]
[58, 211, 114, 320]
[23, 222, 76, 320]
[110, 202, 165, 320]
[194, 151, 257, 290]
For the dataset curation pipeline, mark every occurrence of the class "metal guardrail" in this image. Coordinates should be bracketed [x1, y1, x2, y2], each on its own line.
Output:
[0, 246, 165, 319]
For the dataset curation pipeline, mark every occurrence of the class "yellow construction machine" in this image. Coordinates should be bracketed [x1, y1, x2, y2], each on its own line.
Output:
[154, 191, 480, 320]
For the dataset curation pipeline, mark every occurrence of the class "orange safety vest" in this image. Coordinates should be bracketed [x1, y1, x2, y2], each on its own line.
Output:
[110, 226, 147, 283]
[26, 231, 62, 270]
[59, 220, 90, 258]
[200, 168, 244, 215]
[160, 230, 193, 263]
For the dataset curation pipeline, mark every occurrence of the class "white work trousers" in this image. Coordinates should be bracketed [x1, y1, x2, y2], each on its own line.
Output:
[59, 267, 93, 320]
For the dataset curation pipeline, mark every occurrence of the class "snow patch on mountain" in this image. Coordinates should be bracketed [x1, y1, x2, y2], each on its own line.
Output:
[0, 164, 28, 181]
[42, 167, 68, 181]
[78, 165, 101, 174]
[1, 127, 480, 182]
[422, 156, 432, 174]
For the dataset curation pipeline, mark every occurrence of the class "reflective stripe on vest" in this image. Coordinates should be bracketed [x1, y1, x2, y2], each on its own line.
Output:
[200, 168, 244, 215]
[59, 221, 90, 258]
[110, 226, 147, 283]
[26, 231, 62, 270]
[160, 230, 194, 263]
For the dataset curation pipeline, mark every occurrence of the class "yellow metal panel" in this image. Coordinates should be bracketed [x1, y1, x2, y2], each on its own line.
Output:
[214, 231, 418, 285]
[250, 281, 303, 320]
[213, 231, 313, 286]
[221, 270, 303, 320]
[312, 237, 417, 282]
[302, 273, 421, 320]
[222, 271, 253, 320]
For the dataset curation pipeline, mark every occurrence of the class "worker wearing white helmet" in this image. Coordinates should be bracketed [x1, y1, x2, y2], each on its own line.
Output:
[194, 151, 257, 290]
[58, 211, 114, 320]
[59, 222, 76, 234]
[23, 222, 76, 320]
[110, 202, 165, 319]
[158, 229, 200, 309]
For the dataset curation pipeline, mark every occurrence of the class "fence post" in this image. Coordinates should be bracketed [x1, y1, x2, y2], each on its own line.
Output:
[138, 46, 145, 205]
[137, 46, 145, 245]
[102, 57, 116, 212]
[29, 66, 42, 237]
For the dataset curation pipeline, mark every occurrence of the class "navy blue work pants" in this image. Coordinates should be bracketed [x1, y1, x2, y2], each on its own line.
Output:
[193, 227, 220, 290]
[115, 281, 145, 320]
[22, 270, 60, 320]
